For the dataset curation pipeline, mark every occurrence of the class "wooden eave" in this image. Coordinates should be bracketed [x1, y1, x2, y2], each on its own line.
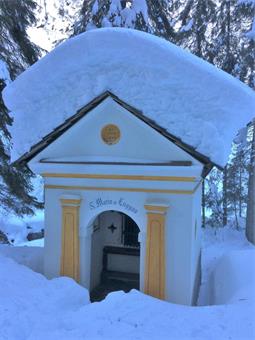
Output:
[14, 91, 220, 177]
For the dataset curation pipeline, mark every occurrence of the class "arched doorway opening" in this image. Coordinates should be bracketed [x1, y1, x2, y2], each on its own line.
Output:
[89, 210, 140, 301]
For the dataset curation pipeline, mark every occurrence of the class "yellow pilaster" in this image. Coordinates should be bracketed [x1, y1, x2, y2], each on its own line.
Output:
[144, 204, 168, 300]
[60, 198, 81, 282]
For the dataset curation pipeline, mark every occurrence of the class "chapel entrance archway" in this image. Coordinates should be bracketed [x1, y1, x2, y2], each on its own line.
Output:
[89, 210, 140, 302]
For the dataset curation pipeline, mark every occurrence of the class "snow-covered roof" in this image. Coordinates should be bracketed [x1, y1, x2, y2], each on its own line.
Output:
[3, 28, 255, 166]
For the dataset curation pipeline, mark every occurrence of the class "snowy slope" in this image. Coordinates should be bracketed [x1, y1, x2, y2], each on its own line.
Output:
[3, 28, 255, 166]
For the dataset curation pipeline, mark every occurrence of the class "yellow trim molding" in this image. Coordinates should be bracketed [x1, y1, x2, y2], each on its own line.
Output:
[144, 205, 167, 300]
[45, 184, 194, 195]
[144, 205, 168, 213]
[60, 198, 81, 282]
[42, 173, 196, 182]
[61, 198, 81, 206]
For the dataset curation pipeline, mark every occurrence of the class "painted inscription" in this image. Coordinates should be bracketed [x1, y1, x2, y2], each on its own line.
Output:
[89, 197, 138, 214]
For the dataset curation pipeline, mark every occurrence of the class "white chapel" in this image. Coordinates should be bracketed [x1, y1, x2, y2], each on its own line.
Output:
[3, 28, 254, 305]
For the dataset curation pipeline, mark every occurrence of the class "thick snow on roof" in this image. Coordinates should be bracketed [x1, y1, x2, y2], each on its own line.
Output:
[3, 28, 255, 165]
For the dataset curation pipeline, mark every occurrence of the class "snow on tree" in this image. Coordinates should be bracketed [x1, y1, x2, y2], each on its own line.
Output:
[204, 168, 224, 227]
[27, 0, 84, 52]
[246, 120, 255, 243]
[237, 0, 255, 87]
[227, 143, 248, 228]
[74, 0, 149, 32]
[74, 0, 177, 41]
[0, 0, 43, 219]
[0, 60, 41, 217]
[0, 0, 41, 78]
[210, 0, 254, 81]
[174, 0, 217, 60]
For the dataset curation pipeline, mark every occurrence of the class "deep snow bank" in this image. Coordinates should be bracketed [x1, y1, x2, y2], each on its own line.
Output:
[3, 28, 255, 165]
[0, 228, 254, 340]
[211, 249, 255, 304]
[198, 226, 255, 306]
[0, 254, 89, 340]
[0, 209, 44, 245]
[0, 244, 44, 273]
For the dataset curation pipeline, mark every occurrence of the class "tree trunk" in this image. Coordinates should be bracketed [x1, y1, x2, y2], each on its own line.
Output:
[223, 166, 228, 226]
[239, 167, 242, 218]
[246, 120, 255, 244]
[202, 179, 206, 228]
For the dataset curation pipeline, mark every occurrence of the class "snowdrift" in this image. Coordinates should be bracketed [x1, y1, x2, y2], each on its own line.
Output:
[0, 233, 254, 340]
[0, 244, 43, 273]
[3, 28, 255, 165]
[0, 253, 89, 340]
[210, 249, 255, 305]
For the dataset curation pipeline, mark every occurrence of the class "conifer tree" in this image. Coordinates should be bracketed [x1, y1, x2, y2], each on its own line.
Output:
[222, 167, 228, 226]
[242, 2, 255, 243]
[237, 1, 255, 87]
[211, 0, 254, 79]
[0, 0, 40, 78]
[211, 0, 237, 73]
[0, 61, 41, 216]
[74, 0, 177, 41]
[246, 120, 255, 243]
[74, 0, 148, 33]
[204, 168, 224, 227]
[204, 0, 254, 228]
[175, 0, 216, 60]
[227, 136, 249, 228]
[0, 0, 42, 219]
[145, 0, 176, 40]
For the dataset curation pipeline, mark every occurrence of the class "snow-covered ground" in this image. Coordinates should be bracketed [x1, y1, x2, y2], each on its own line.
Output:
[0, 244, 43, 274]
[0, 226, 254, 339]
[0, 209, 44, 245]
[199, 226, 255, 306]
[0, 175, 44, 245]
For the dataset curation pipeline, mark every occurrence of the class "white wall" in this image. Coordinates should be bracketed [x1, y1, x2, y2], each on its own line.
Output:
[37, 96, 203, 305]
[190, 183, 203, 304]
[31, 97, 200, 165]
[43, 182, 202, 305]
[44, 188, 62, 279]
[165, 194, 194, 304]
